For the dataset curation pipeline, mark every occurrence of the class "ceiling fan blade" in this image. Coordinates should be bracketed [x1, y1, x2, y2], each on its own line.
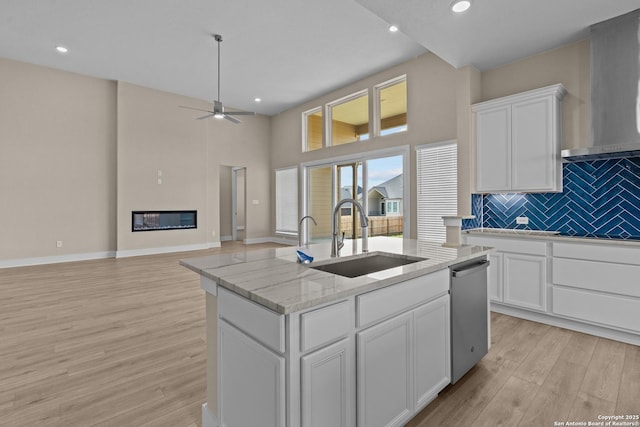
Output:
[196, 113, 216, 120]
[224, 111, 256, 116]
[179, 105, 214, 113]
[224, 114, 241, 124]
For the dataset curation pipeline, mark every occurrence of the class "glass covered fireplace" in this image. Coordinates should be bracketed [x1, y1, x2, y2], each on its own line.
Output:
[132, 210, 197, 232]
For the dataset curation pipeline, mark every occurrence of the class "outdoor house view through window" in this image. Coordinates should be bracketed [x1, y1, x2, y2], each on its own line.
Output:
[307, 155, 404, 243]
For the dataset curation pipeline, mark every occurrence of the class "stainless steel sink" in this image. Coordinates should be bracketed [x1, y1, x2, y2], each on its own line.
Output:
[310, 252, 427, 278]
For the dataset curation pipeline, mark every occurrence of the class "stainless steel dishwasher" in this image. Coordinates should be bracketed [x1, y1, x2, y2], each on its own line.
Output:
[450, 258, 490, 384]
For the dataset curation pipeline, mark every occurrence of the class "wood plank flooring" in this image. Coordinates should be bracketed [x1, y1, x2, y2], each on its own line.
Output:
[1, 242, 638, 426]
[407, 313, 640, 427]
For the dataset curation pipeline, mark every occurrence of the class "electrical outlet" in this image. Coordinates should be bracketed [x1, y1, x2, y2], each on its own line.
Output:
[56, 240, 63, 248]
[157, 178, 162, 185]
[252, 199, 259, 205]
[516, 216, 529, 225]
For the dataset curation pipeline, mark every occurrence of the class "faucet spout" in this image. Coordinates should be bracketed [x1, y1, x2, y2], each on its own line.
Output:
[331, 198, 368, 257]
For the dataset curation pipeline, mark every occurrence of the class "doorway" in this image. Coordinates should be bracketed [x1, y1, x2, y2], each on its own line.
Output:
[219, 166, 246, 242]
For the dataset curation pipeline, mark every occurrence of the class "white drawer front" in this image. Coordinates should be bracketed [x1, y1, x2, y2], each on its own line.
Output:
[553, 286, 640, 334]
[218, 287, 285, 353]
[357, 269, 449, 328]
[553, 258, 640, 298]
[465, 235, 547, 256]
[300, 300, 352, 352]
[554, 242, 640, 265]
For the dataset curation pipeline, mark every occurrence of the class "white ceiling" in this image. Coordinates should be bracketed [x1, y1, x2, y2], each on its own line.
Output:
[1, 1, 638, 116]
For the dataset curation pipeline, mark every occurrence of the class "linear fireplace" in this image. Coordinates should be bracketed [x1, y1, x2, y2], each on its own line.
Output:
[132, 210, 197, 232]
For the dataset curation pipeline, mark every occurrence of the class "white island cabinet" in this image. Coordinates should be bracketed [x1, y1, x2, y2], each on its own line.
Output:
[180, 238, 492, 427]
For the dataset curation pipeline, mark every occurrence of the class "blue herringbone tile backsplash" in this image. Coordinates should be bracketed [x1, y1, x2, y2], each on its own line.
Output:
[465, 158, 640, 239]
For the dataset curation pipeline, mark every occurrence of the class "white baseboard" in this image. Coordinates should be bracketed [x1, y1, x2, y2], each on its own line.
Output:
[243, 236, 297, 245]
[269, 236, 298, 246]
[115, 243, 211, 258]
[202, 403, 218, 427]
[220, 235, 233, 242]
[0, 251, 116, 269]
[491, 303, 640, 346]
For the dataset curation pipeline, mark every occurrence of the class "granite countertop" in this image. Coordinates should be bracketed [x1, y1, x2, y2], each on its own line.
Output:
[464, 228, 640, 247]
[181, 236, 492, 314]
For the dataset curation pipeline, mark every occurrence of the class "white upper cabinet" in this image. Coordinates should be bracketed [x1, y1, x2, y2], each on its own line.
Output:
[473, 84, 566, 193]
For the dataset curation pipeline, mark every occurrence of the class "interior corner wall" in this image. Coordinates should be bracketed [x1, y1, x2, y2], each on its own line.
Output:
[116, 82, 210, 254]
[205, 114, 272, 242]
[480, 39, 590, 152]
[0, 58, 117, 262]
[269, 52, 459, 240]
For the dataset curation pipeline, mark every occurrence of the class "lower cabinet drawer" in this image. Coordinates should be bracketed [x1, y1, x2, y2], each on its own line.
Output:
[300, 300, 352, 352]
[552, 286, 640, 334]
[218, 287, 285, 353]
[357, 269, 449, 328]
[553, 257, 640, 298]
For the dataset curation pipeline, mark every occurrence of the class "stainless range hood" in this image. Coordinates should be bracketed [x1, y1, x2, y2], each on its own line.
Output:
[562, 9, 640, 162]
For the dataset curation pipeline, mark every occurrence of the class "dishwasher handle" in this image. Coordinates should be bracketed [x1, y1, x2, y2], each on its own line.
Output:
[451, 260, 490, 278]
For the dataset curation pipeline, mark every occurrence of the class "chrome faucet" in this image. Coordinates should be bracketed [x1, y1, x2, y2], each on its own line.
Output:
[331, 198, 368, 257]
[298, 215, 317, 248]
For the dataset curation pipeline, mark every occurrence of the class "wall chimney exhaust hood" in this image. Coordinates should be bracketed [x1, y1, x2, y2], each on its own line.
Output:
[562, 9, 640, 162]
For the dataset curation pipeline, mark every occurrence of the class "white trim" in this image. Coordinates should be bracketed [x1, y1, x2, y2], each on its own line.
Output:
[202, 403, 218, 427]
[326, 89, 369, 148]
[220, 235, 233, 242]
[0, 251, 116, 269]
[302, 106, 323, 152]
[301, 145, 410, 169]
[491, 303, 640, 346]
[374, 75, 407, 138]
[115, 243, 211, 258]
[243, 237, 281, 244]
[270, 235, 298, 246]
[301, 145, 411, 240]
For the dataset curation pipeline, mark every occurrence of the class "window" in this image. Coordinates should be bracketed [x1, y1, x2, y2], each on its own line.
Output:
[303, 107, 323, 152]
[416, 141, 457, 242]
[275, 167, 298, 234]
[327, 90, 369, 147]
[303, 149, 408, 242]
[376, 76, 407, 137]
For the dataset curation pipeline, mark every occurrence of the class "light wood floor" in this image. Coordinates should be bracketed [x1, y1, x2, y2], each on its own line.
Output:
[1, 242, 638, 426]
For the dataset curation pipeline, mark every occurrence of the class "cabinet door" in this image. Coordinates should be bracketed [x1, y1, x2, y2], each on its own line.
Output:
[413, 296, 450, 411]
[357, 312, 413, 427]
[503, 253, 547, 311]
[301, 338, 353, 427]
[511, 96, 557, 191]
[475, 105, 511, 192]
[488, 252, 503, 302]
[218, 320, 285, 427]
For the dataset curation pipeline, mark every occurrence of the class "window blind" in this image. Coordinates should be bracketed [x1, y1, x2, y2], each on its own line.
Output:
[416, 142, 457, 242]
[275, 167, 298, 234]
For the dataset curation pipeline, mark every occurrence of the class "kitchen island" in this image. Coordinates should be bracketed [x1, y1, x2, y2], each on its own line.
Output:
[181, 237, 492, 427]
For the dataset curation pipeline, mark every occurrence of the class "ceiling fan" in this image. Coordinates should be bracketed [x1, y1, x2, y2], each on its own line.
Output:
[180, 34, 255, 124]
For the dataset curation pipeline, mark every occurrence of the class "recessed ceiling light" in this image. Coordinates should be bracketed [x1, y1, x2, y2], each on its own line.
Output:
[451, 0, 471, 13]
[254, 98, 262, 103]
[56, 46, 68, 54]
[389, 25, 399, 33]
